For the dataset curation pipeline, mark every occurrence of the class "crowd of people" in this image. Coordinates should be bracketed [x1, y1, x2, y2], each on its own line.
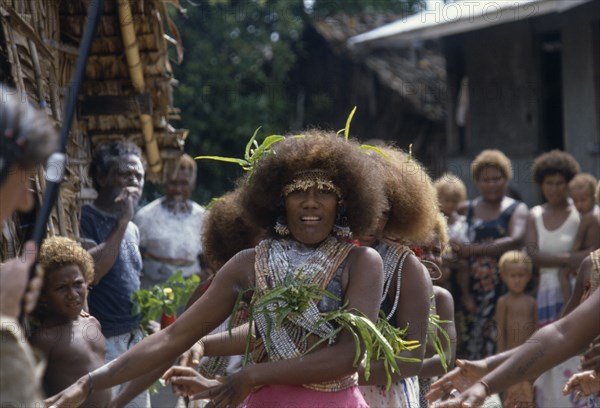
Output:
[1, 87, 599, 408]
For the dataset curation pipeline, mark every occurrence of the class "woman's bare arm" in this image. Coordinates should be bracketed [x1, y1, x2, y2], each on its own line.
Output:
[481, 288, 600, 394]
[419, 287, 457, 378]
[45, 250, 255, 407]
[360, 255, 432, 385]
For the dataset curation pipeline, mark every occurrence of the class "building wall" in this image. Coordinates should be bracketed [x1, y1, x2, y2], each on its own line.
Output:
[444, 22, 543, 207]
[444, 4, 600, 208]
[463, 21, 541, 158]
[561, 1, 600, 176]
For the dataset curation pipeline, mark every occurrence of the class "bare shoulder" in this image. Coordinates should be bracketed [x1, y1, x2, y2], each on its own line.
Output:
[214, 247, 257, 289]
[511, 200, 529, 216]
[434, 286, 453, 303]
[348, 245, 381, 263]
[346, 246, 383, 280]
[80, 313, 102, 329]
[400, 253, 429, 284]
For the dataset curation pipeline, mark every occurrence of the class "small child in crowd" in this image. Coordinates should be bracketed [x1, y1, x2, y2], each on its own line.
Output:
[495, 250, 537, 408]
[569, 174, 600, 251]
[29, 236, 111, 407]
[569, 173, 599, 217]
[433, 174, 472, 312]
[561, 175, 600, 303]
[416, 213, 457, 408]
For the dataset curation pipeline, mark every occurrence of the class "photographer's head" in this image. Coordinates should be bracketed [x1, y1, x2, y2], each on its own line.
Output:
[0, 86, 58, 222]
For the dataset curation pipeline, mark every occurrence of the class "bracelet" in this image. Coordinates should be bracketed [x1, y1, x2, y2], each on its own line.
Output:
[86, 372, 94, 398]
[478, 379, 491, 396]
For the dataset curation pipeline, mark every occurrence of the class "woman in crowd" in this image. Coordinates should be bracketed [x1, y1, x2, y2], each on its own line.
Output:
[453, 149, 529, 360]
[46, 132, 388, 408]
[526, 150, 583, 407]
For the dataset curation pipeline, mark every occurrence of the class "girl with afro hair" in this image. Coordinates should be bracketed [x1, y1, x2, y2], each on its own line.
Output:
[356, 146, 438, 407]
[47, 131, 388, 408]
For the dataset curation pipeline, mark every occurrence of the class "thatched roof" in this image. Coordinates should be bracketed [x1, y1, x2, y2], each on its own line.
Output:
[0, 0, 187, 257]
[313, 14, 446, 122]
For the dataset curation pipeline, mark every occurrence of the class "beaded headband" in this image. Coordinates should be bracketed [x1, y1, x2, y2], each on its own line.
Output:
[281, 169, 341, 198]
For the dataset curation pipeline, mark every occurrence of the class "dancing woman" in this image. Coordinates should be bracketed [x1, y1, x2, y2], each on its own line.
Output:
[358, 147, 439, 407]
[46, 132, 388, 408]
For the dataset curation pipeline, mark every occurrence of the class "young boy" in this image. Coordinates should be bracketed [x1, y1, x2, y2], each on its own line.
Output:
[495, 250, 537, 407]
[30, 236, 111, 407]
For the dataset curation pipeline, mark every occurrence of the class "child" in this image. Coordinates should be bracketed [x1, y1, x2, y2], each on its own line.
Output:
[433, 173, 468, 244]
[29, 236, 111, 407]
[433, 174, 473, 336]
[561, 175, 600, 303]
[569, 174, 600, 251]
[495, 250, 537, 407]
[416, 213, 457, 407]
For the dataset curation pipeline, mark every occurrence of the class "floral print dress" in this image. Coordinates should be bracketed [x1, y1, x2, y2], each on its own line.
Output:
[459, 201, 520, 360]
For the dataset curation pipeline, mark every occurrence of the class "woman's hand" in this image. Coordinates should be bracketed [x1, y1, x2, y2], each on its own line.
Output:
[426, 359, 489, 402]
[192, 369, 254, 407]
[581, 335, 600, 371]
[432, 382, 489, 408]
[162, 366, 219, 397]
[563, 370, 600, 400]
[178, 341, 205, 368]
[45, 375, 90, 408]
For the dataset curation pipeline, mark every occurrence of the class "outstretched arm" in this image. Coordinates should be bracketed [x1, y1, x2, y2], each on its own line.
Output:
[434, 289, 600, 407]
[45, 250, 255, 408]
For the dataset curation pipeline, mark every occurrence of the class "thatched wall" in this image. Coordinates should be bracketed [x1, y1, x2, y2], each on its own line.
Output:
[0, 0, 186, 260]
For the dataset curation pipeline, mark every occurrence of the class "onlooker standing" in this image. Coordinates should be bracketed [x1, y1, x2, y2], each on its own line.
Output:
[494, 250, 537, 408]
[527, 150, 580, 325]
[133, 153, 205, 407]
[80, 141, 149, 407]
[526, 149, 581, 407]
[134, 154, 206, 289]
[452, 149, 529, 361]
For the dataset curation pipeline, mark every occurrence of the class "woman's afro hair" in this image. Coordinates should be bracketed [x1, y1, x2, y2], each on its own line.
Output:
[531, 149, 580, 185]
[240, 130, 387, 237]
[471, 149, 513, 181]
[202, 187, 266, 270]
[373, 147, 438, 243]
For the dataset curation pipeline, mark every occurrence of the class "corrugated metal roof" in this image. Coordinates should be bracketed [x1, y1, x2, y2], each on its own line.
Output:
[348, 0, 591, 47]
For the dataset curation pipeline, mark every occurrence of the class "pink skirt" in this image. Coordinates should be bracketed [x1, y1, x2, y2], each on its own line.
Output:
[242, 384, 369, 408]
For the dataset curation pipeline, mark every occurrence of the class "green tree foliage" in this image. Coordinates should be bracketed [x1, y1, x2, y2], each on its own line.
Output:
[170, 0, 423, 203]
[171, 0, 304, 203]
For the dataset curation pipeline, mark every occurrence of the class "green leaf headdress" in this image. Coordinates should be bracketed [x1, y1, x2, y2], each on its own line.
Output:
[195, 127, 287, 176]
